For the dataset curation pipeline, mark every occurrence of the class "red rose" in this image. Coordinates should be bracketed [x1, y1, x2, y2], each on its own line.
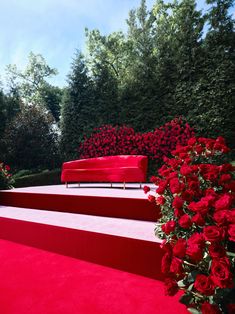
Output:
[194, 274, 215, 295]
[211, 258, 233, 288]
[162, 220, 176, 235]
[150, 176, 159, 184]
[215, 194, 232, 211]
[188, 137, 197, 146]
[143, 185, 150, 194]
[174, 208, 184, 217]
[161, 252, 172, 274]
[187, 233, 205, 247]
[203, 225, 224, 242]
[169, 178, 184, 194]
[213, 210, 229, 226]
[156, 180, 168, 194]
[172, 196, 184, 210]
[228, 224, 235, 242]
[180, 165, 193, 176]
[170, 257, 184, 277]
[164, 278, 179, 296]
[219, 163, 234, 173]
[178, 214, 192, 229]
[186, 244, 203, 262]
[228, 210, 235, 223]
[173, 238, 187, 258]
[181, 190, 194, 202]
[219, 174, 232, 183]
[160, 240, 172, 253]
[148, 194, 155, 203]
[188, 199, 210, 216]
[156, 195, 166, 205]
[192, 213, 205, 226]
[5, 165, 10, 171]
[201, 302, 221, 314]
[208, 243, 226, 258]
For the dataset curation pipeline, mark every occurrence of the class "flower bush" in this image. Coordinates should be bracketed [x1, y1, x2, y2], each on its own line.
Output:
[78, 118, 194, 165]
[146, 136, 235, 314]
[0, 162, 14, 189]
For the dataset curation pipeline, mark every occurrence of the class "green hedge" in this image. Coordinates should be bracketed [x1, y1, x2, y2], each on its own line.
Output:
[14, 169, 61, 188]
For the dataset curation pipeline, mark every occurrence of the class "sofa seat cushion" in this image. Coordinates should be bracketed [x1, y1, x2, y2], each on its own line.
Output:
[62, 167, 145, 183]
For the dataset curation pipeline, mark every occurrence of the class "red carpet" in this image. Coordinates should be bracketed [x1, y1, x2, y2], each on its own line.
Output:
[0, 239, 188, 314]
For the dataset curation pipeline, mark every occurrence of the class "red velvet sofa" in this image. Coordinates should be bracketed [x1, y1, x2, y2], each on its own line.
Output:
[61, 155, 148, 188]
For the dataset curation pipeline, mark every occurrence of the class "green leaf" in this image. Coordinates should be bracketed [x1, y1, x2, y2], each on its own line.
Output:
[187, 308, 201, 314]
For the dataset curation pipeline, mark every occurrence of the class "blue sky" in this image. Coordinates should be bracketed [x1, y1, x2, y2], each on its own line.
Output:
[0, 0, 220, 88]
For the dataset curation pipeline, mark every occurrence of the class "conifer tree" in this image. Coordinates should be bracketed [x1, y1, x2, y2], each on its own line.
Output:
[60, 52, 94, 160]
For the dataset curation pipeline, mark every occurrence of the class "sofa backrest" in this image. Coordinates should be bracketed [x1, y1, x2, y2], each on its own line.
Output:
[63, 155, 148, 171]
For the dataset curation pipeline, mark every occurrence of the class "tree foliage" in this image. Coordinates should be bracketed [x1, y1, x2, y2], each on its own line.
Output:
[6, 52, 62, 121]
[60, 52, 95, 160]
[4, 105, 59, 170]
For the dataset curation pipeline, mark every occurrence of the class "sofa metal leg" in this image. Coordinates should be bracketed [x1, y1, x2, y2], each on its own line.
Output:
[78, 182, 80, 187]
[123, 182, 126, 190]
[111, 183, 113, 188]
[140, 183, 142, 189]
[66, 182, 68, 188]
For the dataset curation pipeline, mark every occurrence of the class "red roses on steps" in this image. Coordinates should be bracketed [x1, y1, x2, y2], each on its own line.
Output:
[148, 136, 235, 313]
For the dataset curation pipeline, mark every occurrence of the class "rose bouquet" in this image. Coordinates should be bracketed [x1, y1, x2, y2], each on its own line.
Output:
[0, 162, 14, 189]
[146, 137, 235, 314]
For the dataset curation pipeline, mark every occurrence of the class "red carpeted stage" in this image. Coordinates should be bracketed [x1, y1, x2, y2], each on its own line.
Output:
[0, 184, 188, 313]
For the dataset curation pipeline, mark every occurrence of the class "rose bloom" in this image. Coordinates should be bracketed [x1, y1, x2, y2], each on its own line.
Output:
[203, 225, 224, 242]
[172, 196, 184, 210]
[211, 257, 233, 288]
[188, 198, 210, 216]
[162, 220, 176, 235]
[148, 194, 155, 203]
[164, 278, 179, 296]
[186, 243, 203, 262]
[180, 164, 193, 176]
[174, 208, 184, 218]
[5, 165, 10, 171]
[173, 238, 187, 258]
[208, 243, 226, 258]
[181, 190, 194, 202]
[213, 210, 229, 226]
[228, 224, 235, 242]
[169, 178, 184, 194]
[194, 274, 215, 296]
[156, 180, 168, 194]
[215, 194, 232, 211]
[178, 214, 192, 229]
[161, 252, 172, 274]
[187, 233, 205, 247]
[228, 210, 235, 223]
[156, 195, 166, 205]
[201, 302, 221, 314]
[192, 213, 205, 226]
[170, 257, 184, 277]
[143, 185, 150, 194]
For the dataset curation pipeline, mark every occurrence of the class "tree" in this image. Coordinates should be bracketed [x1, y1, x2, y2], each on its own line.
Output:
[6, 52, 62, 121]
[120, 0, 160, 131]
[4, 105, 59, 170]
[60, 52, 95, 160]
[188, 0, 235, 145]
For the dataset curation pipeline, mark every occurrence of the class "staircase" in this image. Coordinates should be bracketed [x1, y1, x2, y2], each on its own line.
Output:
[0, 184, 188, 314]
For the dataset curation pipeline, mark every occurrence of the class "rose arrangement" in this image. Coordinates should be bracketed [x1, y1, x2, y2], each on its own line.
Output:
[0, 161, 14, 189]
[78, 118, 194, 164]
[145, 136, 235, 314]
